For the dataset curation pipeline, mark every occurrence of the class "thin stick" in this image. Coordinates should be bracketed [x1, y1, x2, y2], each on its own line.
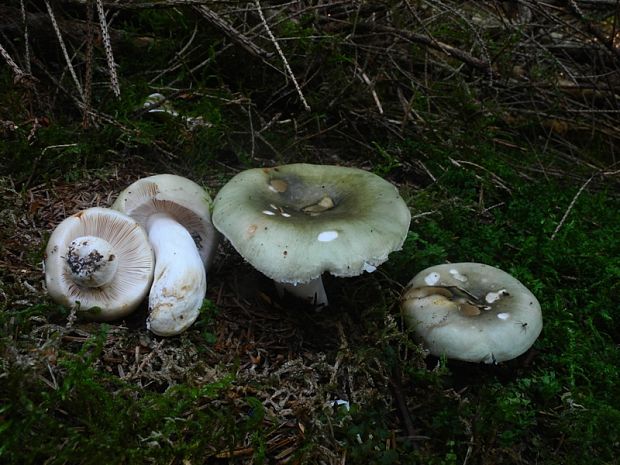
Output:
[195, 5, 272, 60]
[356, 22, 496, 77]
[83, 0, 95, 127]
[356, 66, 384, 114]
[567, 0, 620, 58]
[551, 174, 595, 241]
[95, 0, 121, 97]
[247, 102, 256, 159]
[0, 42, 27, 81]
[254, 0, 311, 112]
[389, 369, 417, 440]
[44, 0, 84, 100]
[19, 0, 31, 74]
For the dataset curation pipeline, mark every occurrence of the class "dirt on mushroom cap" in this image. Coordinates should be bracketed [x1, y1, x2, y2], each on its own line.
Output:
[212, 164, 411, 284]
[44, 207, 155, 320]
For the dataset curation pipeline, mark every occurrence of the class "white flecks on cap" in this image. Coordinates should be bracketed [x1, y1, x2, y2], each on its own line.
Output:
[212, 164, 411, 287]
[317, 230, 338, 242]
[269, 179, 288, 193]
[424, 272, 441, 285]
[485, 289, 508, 304]
[449, 268, 468, 282]
[362, 262, 377, 273]
[262, 210, 276, 216]
[401, 262, 543, 364]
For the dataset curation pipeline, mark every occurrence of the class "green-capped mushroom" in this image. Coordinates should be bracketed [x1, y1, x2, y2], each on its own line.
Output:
[212, 164, 411, 307]
[401, 262, 543, 363]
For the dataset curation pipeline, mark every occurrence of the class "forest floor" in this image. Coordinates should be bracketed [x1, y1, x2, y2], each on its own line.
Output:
[1, 2, 619, 464]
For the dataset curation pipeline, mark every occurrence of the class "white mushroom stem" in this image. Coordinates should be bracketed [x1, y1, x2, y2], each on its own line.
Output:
[146, 213, 206, 336]
[275, 277, 328, 308]
[64, 235, 118, 288]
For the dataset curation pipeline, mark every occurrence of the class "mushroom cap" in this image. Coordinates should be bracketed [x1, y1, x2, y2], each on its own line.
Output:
[44, 207, 155, 320]
[401, 263, 542, 363]
[212, 164, 411, 284]
[112, 174, 218, 266]
[65, 235, 119, 288]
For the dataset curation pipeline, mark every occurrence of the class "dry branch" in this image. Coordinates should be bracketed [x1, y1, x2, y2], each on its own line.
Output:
[353, 22, 497, 77]
[44, 0, 84, 100]
[60, 0, 233, 8]
[5, 0, 620, 162]
[83, 0, 95, 127]
[19, 0, 31, 74]
[255, 0, 311, 112]
[0, 41, 28, 82]
[566, 0, 620, 59]
[551, 173, 596, 240]
[95, 0, 121, 97]
[194, 5, 273, 60]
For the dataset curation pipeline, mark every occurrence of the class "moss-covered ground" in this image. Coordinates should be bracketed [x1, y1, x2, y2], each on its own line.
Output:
[1, 2, 619, 464]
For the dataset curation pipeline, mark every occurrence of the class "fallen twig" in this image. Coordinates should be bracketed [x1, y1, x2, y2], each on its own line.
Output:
[550, 173, 596, 240]
[255, 0, 311, 112]
[44, 0, 84, 100]
[95, 0, 121, 97]
[19, 0, 31, 74]
[82, 0, 95, 127]
[194, 5, 273, 60]
[390, 368, 417, 441]
[567, 0, 620, 59]
[355, 22, 497, 77]
[0, 41, 29, 82]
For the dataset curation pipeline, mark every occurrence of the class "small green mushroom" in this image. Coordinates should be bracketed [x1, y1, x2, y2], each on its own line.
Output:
[401, 263, 543, 363]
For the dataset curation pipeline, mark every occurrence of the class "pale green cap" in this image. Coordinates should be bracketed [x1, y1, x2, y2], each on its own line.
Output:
[401, 262, 543, 363]
[212, 164, 411, 284]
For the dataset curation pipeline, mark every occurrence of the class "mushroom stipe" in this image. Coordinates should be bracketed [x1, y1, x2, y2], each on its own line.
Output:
[113, 174, 218, 336]
[44, 207, 155, 320]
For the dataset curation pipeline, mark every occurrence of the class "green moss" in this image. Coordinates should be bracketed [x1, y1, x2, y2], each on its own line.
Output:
[0, 327, 263, 464]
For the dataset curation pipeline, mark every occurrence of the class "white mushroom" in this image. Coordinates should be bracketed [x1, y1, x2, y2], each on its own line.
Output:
[44, 207, 154, 320]
[212, 164, 411, 307]
[401, 262, 543, 363]
[113, 174, 218, 336]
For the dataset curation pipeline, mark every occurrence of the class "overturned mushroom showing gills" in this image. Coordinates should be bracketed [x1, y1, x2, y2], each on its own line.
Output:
[212, 164, 411, 307]
[45, 207, 154, 320]
[401, 262, 543, 363]
[113, 174, 218, 336]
